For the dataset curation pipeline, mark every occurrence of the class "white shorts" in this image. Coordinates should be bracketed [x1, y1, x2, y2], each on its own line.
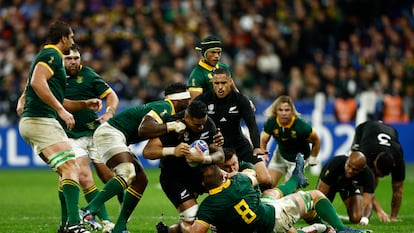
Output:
[19, 117, 68, 155]
[68, 136, 103, 163]
[262, 195, 301, 233]
[267, 148, 296, 180]
[93, 122, 130, 163]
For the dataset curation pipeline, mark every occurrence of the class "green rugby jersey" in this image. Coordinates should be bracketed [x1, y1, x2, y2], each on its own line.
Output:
[197, 174, 275, 233]
[107, 99, 176, 145]
[239, 160, 255, 171]
[187, 60, 232, 93]
[263, 116, 313, 162]
[62, 65, 112, 138]
[21, 45, 66, 119]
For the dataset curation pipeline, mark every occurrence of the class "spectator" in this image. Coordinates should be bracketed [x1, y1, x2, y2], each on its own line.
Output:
[0, 1, 413, 124]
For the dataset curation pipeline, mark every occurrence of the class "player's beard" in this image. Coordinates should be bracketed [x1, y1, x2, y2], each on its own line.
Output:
[66, 66, 80, 76]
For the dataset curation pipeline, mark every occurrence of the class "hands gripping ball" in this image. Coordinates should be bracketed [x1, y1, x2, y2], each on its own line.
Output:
[188, 139, 209, 167]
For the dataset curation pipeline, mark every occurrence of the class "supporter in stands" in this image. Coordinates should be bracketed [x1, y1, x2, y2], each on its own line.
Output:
[1, 1, 413, 124]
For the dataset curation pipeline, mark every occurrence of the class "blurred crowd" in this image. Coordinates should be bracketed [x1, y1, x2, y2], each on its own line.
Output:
[1, 0, 414, 125]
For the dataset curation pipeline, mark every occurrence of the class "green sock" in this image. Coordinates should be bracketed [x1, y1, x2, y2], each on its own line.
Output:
[61, 179, 81, 225]
[58, 187, 67, 226]
[112, 187, 142, 232]
[84, 185, 111, 221]
[117, 190, 125, 205]
[315, 198, 345, 230]
[85, 176, 128, 213]
[275, 176, 298, 196]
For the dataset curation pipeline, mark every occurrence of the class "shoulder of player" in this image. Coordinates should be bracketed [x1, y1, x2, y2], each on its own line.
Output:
[293, 117, 313, 129]
[36, 47, 63, 65]
[233, 92, 250, 103]
[196, 91, 213, 100]
[327, 155, 347, 166]
[218, 62, 231, 69]
[79, 65, 102, 79]
[205, 117, 217, 130]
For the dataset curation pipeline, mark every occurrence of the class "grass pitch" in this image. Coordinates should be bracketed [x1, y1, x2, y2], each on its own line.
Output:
[1, 165, 413, 232]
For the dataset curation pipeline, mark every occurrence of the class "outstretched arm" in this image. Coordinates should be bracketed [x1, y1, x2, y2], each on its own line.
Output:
[372, 194, 390, 222]
[63, 98, 102, 112]
[138, 114, 185, 139]
[16, 93, 26, 116]
[260, 132, 271, 162]
[360, 192, 374, 225]
[306, 130, 321, 166]
[97, 90, 119, 122]
[142, 137, 188, 160]
[390, 180, 403, 221]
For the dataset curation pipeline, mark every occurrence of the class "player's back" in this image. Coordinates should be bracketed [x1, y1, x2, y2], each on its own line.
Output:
[197, 174, 275, 233]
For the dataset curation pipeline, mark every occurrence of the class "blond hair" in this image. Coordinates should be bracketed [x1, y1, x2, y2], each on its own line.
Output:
[264, 95, 301, 118]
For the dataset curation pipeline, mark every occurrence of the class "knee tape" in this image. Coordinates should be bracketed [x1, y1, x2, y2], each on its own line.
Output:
[179, 204, 198, 222]
[113, 162, 136, 185]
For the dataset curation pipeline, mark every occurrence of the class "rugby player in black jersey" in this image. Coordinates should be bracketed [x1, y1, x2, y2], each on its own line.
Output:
[143, 100, 224, 233]
[317, 151, 375, 225]
[351, 120, 405, 222]
[194, 67, 272, 190]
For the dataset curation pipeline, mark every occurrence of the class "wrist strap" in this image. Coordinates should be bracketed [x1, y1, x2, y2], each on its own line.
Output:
[162, 147, 175, 156]
[106, 106, 115, 115]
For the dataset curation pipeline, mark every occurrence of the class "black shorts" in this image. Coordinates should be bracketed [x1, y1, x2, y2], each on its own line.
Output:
[159, 166, 205, 208]
[328, 180, 362, 201]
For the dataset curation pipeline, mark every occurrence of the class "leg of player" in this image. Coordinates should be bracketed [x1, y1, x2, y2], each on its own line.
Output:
[111, 157, 148, 233]
[296, 190, 371, 233]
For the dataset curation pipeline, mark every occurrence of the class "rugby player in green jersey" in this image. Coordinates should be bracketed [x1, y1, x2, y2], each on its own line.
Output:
[180, 155, 371, 233]
[17, 21, 101, 233]
[219, 148, 329, 233]
[80, 83, 191, 233]
[187, 35, 233, 99]
[60, 44, 119, 232]
[260, 95, 321, 188]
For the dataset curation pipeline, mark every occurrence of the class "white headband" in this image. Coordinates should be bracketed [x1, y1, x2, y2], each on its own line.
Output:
[166, 91, 191, 100]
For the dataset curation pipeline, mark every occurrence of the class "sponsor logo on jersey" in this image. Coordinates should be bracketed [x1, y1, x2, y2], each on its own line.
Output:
[228, 106, 238, 113]
[220, 117, 227, 122]
[180, 189, 190, 200]
[76, 76, 83, 84]
[208, 104, 215, 114]
[159, 109, 168, 118]
[200, 131, 209, 140]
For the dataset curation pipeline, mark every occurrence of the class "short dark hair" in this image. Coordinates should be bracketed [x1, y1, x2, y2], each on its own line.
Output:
[201, 164, 223, 190]
[376, 151, 395, 176]
[164, 82, 188, 96]
[213, 67, 230, 77]
[186, 100, 207, 119]
[223, 148, 236, 161]
[69, 43, 81, 53]
[46, 21, 73, 44]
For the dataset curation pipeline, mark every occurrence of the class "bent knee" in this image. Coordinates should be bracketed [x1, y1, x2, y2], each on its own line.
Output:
[113, 162, 136, 185]
[179, 205, 199, 222]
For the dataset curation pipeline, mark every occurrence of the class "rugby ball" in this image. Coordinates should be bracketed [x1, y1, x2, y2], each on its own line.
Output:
[188, 139, 210, 167]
